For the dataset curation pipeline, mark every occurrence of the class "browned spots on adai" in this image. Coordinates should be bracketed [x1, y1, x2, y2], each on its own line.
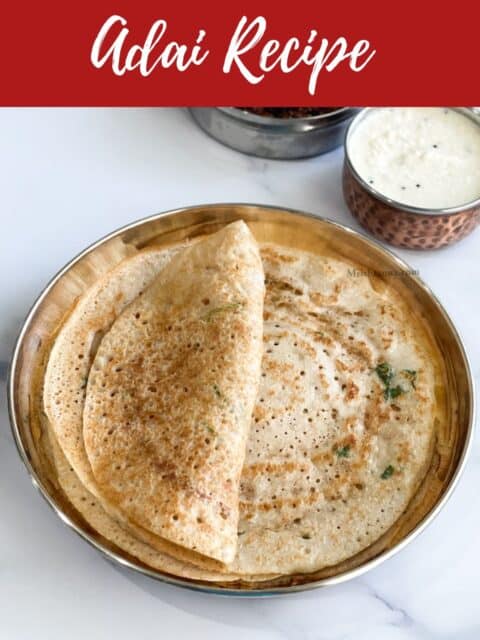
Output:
[324, 488, 343, 502]
[266, 277, 303, 297]
[276, 333, 316, 358]
[381, 336, 394, 349]
[334, 433, 357, 450]
[396, 441, 411, 466]
[263, 362, 295, 384]
[343, 415, 358, 432]
[309, 291, 340, 307]
[218, 501, 232, 520]
[242, 460, 303, 477]
[152, 458, 177, 477]
[342, 340, 373, 367]
[311, 331, 334, 347]
[253, 405, 267, 422]
[313, 320, 373, 367]
[318, 372, 329, 390]
[335, 358, 351, 373]
[364, 395, 389, 435]
[311, 449, 333, 466]
[240, 488, 320, 514]
[261, 247, 298, 265]
[345, 380, 359, 401]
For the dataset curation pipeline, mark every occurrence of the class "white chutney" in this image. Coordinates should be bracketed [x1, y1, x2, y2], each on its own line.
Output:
[348, 108, 480, 209]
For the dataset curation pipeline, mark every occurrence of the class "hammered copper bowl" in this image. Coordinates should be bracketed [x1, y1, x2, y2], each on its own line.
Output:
[343, 108, 480, 250]
[8, 204, 475, 595]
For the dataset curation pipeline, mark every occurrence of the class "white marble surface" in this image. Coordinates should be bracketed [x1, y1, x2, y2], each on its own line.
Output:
[1, 108, 479, 639]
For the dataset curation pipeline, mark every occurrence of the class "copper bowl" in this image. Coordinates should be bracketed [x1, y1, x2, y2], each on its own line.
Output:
[343, 108, 480, 250]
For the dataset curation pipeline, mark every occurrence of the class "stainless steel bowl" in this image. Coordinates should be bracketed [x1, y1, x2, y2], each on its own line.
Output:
[8, 204, 475, 595]
[190, 107, 358, 159]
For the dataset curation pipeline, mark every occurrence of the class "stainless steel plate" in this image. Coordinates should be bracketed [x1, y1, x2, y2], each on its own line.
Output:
[8, 203, 475, 595]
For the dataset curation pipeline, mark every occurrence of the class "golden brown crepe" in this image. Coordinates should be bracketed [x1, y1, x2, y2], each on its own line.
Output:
[82, 221, 264, 564]
[42, 226, 274, 581]
[44, 222, 436, 580]
[42, 245, 221, 570]
[225, 244, 435, 574]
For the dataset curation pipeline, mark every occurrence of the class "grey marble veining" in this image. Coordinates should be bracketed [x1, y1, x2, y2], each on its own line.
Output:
[1, 107, 478, 640]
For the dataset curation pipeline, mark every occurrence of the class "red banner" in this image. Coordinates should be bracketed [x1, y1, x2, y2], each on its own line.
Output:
[1, 0, 478, 105]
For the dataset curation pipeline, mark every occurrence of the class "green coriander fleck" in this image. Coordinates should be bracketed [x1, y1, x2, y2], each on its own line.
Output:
[203, 302, 243, 322]
[335, 445, 351, 458]
[381, 465, 395, 479]
[375, 362, 394, 387]
[386, 385, 403, 400]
